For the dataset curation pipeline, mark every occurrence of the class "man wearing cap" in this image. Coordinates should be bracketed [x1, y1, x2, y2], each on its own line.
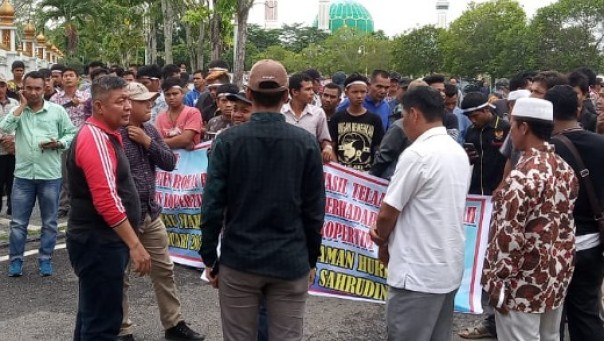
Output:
[117, 82, 204, 341]
[504, 89, 531, 121]
[386, 71, 401, 103]
[337, 69, 391, 131]
[205, 83, 239, 140]
[331, 71, 346, 89]
[1, 71, 76, 277]
[388, 77, 411, 124]
[0, 73, 19, 216]
[200, 59, 325, 341]
[304, 68, 323, 107]
[462, 92, 510, 196]
[228, 90, 253, 125]
[482, 97, 578, 341]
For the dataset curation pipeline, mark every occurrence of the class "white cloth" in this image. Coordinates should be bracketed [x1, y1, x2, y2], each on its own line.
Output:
[576, 232, 600, 251]
[495, 306, 563, 341]
[384, 126, 470, 293]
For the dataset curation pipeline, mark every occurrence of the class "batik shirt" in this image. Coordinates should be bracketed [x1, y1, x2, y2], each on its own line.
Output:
[50, 89, 91, 129]
[482, 142, 578, 313]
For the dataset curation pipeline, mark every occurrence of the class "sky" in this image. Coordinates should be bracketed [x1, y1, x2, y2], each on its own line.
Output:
[248, 0, 558, 37]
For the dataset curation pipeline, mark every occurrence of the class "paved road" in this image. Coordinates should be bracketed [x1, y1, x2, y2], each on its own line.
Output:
[0, 195, 498, 340]
[0, 238, 495, 341]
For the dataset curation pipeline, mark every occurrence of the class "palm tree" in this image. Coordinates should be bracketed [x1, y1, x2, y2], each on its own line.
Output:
[38, 0, 99, 57]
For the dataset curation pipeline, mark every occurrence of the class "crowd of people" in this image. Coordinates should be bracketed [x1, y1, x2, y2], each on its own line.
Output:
[0, 56, 603, 341]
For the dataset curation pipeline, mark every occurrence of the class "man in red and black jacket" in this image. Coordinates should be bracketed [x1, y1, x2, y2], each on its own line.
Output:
[66, 76, 151, 341]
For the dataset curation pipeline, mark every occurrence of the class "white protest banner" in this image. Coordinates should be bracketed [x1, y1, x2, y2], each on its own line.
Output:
[158, 150, 492, 313]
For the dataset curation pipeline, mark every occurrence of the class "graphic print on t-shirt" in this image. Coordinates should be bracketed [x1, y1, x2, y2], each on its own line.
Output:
[336, 122, 375, 171]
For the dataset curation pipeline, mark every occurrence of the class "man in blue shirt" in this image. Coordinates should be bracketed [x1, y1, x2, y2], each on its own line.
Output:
[183, 70, 206, 107]
[445, 84, 471, 143]
[337, 69, 391, 131]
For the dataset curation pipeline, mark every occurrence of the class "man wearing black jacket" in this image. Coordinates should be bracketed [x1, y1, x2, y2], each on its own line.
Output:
[199, 59, 325, 341]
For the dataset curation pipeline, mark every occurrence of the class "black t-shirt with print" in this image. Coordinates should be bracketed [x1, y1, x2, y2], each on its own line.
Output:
[328, 109, 385, 172]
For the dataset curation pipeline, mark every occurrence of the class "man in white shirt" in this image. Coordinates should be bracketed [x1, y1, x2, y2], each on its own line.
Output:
[371, 86, 470, 340]
[282, 72, 333, 163]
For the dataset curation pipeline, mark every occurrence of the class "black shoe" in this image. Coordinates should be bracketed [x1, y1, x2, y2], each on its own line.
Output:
[165, 321, 205, 341]
[117, 335, 135, 341]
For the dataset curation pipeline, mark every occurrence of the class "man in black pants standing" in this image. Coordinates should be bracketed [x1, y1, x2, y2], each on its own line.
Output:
[66, 76, 151, 340]
[546, 85, 604, 341]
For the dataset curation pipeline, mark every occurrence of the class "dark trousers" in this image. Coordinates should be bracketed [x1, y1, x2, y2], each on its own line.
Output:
[561, 245, 604, 341]
[258, 299, 268, 341]
[0, 154, 15, 212]
[67, 235, 129, 341]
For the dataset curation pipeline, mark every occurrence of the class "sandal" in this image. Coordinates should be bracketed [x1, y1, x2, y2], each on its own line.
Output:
[458, 325, 496, 339]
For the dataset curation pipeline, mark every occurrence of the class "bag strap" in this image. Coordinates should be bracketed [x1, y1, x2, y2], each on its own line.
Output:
[552, 134, 604, 224]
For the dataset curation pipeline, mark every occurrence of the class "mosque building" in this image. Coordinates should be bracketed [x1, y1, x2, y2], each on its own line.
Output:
[250, 0, 375, 34]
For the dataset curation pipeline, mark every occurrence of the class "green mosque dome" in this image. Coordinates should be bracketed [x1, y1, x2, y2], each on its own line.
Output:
[314, 0, 375, 34]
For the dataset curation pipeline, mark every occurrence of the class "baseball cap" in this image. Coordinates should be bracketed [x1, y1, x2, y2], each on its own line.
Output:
[331, 71, 346, 86]
[0, 74, 7, 84]
[247, 59, 288, 93]
[126, 82, 160, 101]
[226, 90, 252, 105]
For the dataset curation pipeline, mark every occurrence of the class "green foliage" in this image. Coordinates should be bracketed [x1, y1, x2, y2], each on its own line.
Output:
[26, 0, 604, 78]
[530, 0, 604, 72]
[392, 26, 444, 76]
[442, 0, 529, 78]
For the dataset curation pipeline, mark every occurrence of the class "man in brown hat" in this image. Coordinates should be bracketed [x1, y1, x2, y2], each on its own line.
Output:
[117, 82, 204, 341]
[199, 59, 325, 341]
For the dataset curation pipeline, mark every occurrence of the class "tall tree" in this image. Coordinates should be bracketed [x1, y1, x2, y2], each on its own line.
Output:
[233, 0, 254, 86]
[530, 0, 604, 71]
[392, 26, 444, 76]
[160, 0, 175, 64]
[39, 0, 99, 57]
[182, 0, 211, 70]
[442, 0, 529, 78]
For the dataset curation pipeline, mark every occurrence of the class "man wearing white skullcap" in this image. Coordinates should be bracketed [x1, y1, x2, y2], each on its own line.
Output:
[482, 97, 579, 341]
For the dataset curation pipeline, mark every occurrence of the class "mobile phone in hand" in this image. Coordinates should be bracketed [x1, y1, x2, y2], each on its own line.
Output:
[463, 143, 476, 152]
[210, 261, 219, 277]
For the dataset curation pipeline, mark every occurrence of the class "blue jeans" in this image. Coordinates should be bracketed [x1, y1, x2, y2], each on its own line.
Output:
[9, 177, 61, 261]
[68, 235, 129, 341]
